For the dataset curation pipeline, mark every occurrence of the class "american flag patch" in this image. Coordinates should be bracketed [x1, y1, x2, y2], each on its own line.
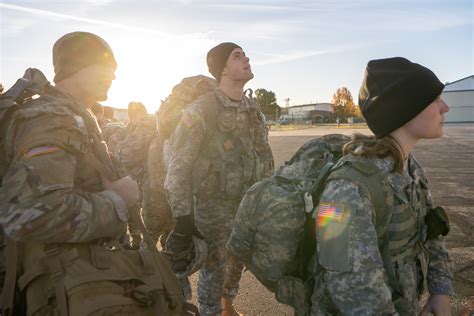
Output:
[317, 202, 345, 227]
[24, 145, 61, 158]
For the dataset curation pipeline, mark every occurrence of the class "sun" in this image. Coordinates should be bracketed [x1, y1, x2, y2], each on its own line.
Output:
[102, 32, 214, 114]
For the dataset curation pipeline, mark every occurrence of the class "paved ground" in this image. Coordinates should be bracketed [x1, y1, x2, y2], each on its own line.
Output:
[189, 123, 473, 315]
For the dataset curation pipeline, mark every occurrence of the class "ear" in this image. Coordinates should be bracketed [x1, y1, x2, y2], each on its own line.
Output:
[221, 65, 229, 76]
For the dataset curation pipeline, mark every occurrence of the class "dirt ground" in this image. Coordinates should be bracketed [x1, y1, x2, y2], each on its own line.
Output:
[189, 123, 474, 315]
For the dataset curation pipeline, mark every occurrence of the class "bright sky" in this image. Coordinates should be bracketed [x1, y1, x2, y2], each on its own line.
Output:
[1, 0, 473, 113]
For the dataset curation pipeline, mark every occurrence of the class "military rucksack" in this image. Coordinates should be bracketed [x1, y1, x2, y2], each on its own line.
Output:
[147, 75, 218, 196]
[156, 75, 218, 140]
[0, 68, 51, 316]
[227, 134, 393, 315]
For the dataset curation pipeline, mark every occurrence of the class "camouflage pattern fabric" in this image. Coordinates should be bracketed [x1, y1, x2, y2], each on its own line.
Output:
[165, 89, 274, 218]
[115, 116, 156, 185]
[101, 121, 126, 154]
[143, 134, 174, 249]
[114, 116, 156, 248]
[0, 74, 185, 315]
[1, 90, 128, 243]
[311, 154, 453, 315]
[195, 198, 244, 315]
[165, 89, 274, 315]
[142, 76, 218, 252]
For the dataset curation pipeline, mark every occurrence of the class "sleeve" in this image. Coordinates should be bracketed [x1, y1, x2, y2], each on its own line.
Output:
[425, 237, 453, 295]
[0, 111, 128, 243]
[164, 109, 205, 218]
[315, 179, 397, 315]
[423, 186, 453, 295]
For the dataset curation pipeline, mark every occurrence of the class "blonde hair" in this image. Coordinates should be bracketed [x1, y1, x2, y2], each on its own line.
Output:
[342, 133, 404, 172]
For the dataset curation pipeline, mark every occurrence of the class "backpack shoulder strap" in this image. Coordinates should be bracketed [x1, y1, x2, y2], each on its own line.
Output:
[327, 160, 393, 237]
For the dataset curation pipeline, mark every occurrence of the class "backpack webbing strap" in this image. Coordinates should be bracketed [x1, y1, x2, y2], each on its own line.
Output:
[44, 245, 68, 316]
[1, 237, 17, 316]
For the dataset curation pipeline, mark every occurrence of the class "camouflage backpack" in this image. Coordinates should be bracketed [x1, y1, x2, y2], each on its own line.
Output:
[0, 68, 51, 316]
[227, 134, 393, 315]
[147, 75, 218, 195]
[156, 75, 218, 140]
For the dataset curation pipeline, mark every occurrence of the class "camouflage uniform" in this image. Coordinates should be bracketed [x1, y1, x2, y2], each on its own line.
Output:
[146, 135, 175, 248]
[311, 154, 453, 315]
[165, 89, 274, 315]
[101, 121, 126, 154]
[114, 116, 156, 248]
[0, 79, 183, 315]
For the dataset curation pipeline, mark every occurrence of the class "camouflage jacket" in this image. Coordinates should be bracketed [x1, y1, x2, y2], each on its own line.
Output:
[164, 89, 274, 217]
[312, 154, 453, 315]
[0, 83, 128, 245]
[114, 116, 156, 184]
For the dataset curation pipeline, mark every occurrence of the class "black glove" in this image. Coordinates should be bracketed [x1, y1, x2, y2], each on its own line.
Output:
[168, 215, 195, 273]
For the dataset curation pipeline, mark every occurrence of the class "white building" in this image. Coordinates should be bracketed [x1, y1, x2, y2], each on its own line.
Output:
[442, 75, 474, 123]
[288, 103, 333, 118]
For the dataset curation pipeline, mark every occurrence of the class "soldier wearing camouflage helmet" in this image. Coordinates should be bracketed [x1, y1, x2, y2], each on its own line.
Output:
[0, 31, 185, 315]
[165, 42, 274, 315]
[311, 57, 453, 315]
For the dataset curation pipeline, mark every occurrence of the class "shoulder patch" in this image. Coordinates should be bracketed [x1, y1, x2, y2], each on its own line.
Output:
[316, 201, 352, 272]
[24, 145, 61, 158]
[317, 202, 346, 227]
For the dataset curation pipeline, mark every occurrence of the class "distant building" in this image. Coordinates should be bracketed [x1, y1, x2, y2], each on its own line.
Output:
[288, 103, 333, 116]
[286, 102, 336, 123]
[442, 75, 474, 123]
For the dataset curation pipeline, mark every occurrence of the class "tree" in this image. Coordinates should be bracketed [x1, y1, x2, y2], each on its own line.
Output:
[254, 88, 281, 120]
[331, 87, 361, 117]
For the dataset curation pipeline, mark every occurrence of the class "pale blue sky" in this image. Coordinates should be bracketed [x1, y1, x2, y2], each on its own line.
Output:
[1, 0, 472, 113]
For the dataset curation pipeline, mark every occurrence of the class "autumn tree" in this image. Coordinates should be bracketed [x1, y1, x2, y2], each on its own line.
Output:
[331, 87, 361, 117]
[254, 88, 281, 120]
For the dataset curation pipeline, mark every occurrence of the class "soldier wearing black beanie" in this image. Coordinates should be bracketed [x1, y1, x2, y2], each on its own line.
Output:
[206, 42, 241, 82]
[359, 57, 445, 138]
[311, 57, 452, 315]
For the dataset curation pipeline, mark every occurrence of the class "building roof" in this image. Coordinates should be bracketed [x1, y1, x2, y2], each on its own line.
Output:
[444, 75, 474, 92]
[289, 102, 332, 109]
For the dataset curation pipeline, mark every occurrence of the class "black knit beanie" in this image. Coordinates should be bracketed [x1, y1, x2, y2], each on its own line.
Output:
[206, 42, 241, 82]
[359, 57, 444, 138]
[53, 31, 117, 83]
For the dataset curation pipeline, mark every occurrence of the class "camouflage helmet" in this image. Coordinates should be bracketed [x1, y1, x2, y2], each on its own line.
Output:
[176, 236, 208, 278]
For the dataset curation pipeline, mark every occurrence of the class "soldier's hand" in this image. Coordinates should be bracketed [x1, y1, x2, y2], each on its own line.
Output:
[101, 175, 140, 208]
[419, 294, 451, 316]
[168, 214, 194, 273]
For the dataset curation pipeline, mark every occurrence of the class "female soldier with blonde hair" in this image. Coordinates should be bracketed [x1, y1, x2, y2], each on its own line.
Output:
[312, 57, 452, 315]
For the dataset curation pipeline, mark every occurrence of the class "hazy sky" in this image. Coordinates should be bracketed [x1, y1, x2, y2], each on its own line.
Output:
[1, 0, 472, 113]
